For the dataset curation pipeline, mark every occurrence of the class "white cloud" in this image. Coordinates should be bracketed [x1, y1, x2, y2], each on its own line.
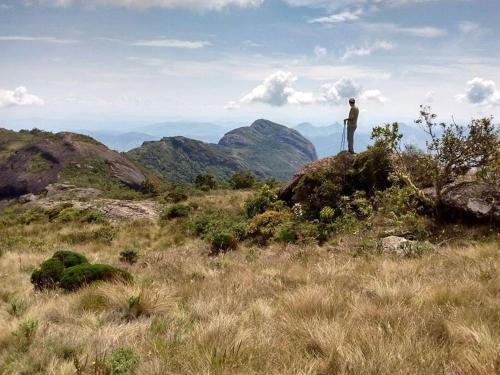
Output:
[285, 0, 438, 9]
[0, 36, 79, 44]
[31, 0, 263, 10]
[309, 9, 362, 24]
[132, 39, 212, 49]
[424, 90, 434, 103]
[314, 45, 327, 58]
[457, 77, 500, 106]
[239, 71, 315, 107]
[229, 72, 385, 108]
[361, 89, 387, 103]
[364, 23, 447, 38]
[0, 87, 44, 109]
[458, 21, 482, 35]
[342, 40, 395, 60]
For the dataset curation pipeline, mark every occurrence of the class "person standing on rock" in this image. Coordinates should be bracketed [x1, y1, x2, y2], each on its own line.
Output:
[344, 98, 359, 154]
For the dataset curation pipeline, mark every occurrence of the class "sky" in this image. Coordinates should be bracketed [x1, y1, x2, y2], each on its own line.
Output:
[0, 0, 499, 130]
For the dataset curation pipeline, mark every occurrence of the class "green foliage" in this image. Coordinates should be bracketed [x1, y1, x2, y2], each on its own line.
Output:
[195, 174, 217, 191]
[210, 232, 238, 254]
[161, 203, 191, 220]
[244, 185, 283, 218]
[31, 258, 65, 290]
[371, 122, 402, 151]
[245, 210, 293, 244]
[319, 206, 335, 223]
[416, 106, 500, 196]
[52, 250, 89, 268]
[31, 251, 89, 290]
[59, 264, 131, 291]
[14, 319, 38, 351]
[165, 185, 189, 203]
[229, 170, 256, 189]
[108, 347, 139, 374]
[119, 249, 139, 265]
[349, 144, 392, 193]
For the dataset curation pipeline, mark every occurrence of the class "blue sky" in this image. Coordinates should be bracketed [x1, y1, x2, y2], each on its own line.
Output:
[0, 0, 499, 129]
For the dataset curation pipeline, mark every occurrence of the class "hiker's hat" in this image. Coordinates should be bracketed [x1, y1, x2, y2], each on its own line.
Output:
[349, 98, 355, 104]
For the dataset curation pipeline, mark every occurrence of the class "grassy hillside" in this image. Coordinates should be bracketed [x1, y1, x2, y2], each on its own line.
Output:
[0, 186, 498, 374]
[127, 119, 317, 183]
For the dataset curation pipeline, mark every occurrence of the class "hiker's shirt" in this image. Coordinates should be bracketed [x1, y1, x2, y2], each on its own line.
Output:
[348, 106, 359, 128]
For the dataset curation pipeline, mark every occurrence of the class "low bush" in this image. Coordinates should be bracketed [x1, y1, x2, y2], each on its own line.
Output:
[119, 249, 139, 265]
[209, 232, 238, 254]
[52, 250, 89, 268]
[244, 185, 283, 218]
[59, 264, 131, 291]
[165, 185, 188, 203]
[162, 203, 191, 220]
[108, 347, 140, 374]
[246, 210, 293, 244]
[229, 170, 256, 189]
[31, 250, 89, 289]
[195, 174, 217, 191]
[31, 258, 65, 290]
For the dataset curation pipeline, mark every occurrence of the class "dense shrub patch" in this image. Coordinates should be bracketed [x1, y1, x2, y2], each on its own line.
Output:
[162, 203, 191, 220]
[229, 170, 256, 189]
[31, 250, 130, 291]
[59, 263, 131, 291]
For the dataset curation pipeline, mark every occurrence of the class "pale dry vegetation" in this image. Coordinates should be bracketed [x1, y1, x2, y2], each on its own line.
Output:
[0, 189, 499, 375]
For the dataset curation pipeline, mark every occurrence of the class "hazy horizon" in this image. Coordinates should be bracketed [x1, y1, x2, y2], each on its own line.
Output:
[1, 0, 499, 131]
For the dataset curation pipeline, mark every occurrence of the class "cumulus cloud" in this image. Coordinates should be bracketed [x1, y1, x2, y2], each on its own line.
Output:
[342, 40, 395, 60]
[456, 77, 500, 106]
[309, 9, 362, 24]
[239, 71, 315, 107]
[228, 72, 386, 109]
[424, 90, 434, 103]
[360, 89, 387, 103]
[132, 39, 212, 49]
[314, 45, 327, 58]
[30, 0, 263, 10]
[0, 87, 44, 109]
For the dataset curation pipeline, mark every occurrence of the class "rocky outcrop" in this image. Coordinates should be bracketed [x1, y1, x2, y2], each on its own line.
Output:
[437, 181, 500, 222]
[0, 130, 147, 199]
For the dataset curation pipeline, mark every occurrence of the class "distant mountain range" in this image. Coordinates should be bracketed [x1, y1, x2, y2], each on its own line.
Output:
[293, 122, 429, 158]
[127, 119, 317, 182]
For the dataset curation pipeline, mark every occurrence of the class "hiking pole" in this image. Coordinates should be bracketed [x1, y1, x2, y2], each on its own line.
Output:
[340, 120, 347, 152]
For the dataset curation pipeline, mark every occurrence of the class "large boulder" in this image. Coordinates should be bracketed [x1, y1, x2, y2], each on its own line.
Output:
[438, 181, 500, 222]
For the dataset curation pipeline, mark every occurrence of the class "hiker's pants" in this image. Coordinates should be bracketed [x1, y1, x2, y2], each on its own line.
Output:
[347, 125, 357, 153]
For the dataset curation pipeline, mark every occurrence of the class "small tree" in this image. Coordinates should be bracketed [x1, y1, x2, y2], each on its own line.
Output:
[195, 174, 217, 191]
[415, 105, 499, 198]
[229, 170, 256, 189]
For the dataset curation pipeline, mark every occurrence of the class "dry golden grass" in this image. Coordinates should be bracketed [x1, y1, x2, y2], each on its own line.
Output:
[0, 190, 499, 374]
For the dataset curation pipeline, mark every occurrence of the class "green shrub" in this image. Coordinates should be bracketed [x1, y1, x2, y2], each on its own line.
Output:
[14, 319, 38, 351]
[108, 347, 140, 374]
[52, 250, 89, 268]
[165, 185, 188, 203]
[244, 185, 283, 218]
[319, 206, 335, 223]
[31, 258, 65, 290]
[245, 210, 293, 244]
[191, 211, 247, 241]
[162, 203, 191, 220]
[31, 251, 89, 290]
[229, 170, 256, 189]
[119, 249, 139, 265]
[59, 263, 132, 291]
[275, 224, 297, 244]
[209, 232, 238, 254]
[195, 174, 217, 191]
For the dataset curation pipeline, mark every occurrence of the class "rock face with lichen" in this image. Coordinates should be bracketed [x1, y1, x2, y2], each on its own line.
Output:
[0, 129, 148, 199]
[437, 181, 500, 222]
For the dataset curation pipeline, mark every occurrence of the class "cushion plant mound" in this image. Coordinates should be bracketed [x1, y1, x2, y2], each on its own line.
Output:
[31, 258, 65, 290]
[51, 250, 89, 268]
[59, 264, 132, 291]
